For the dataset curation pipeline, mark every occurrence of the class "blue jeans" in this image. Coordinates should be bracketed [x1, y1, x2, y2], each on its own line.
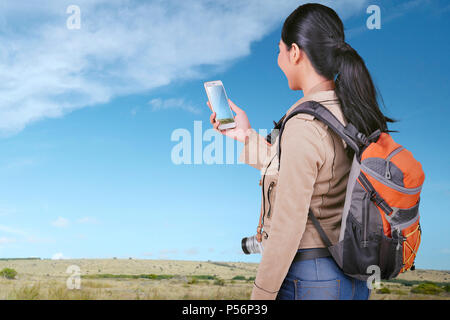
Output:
[276, 249, 370, 300]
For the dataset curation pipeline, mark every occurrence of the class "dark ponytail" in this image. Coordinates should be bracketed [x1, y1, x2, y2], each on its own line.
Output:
[281, 3, 395, 138]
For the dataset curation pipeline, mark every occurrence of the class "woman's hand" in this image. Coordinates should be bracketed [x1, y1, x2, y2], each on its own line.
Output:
[207, 99, 252, 143]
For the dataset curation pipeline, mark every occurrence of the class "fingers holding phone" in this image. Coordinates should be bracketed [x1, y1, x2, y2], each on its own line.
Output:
[209, 109, 221, 131]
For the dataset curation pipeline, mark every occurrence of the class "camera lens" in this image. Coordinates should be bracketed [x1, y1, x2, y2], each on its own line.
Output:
[241, 237, 251, 254]
[241, 235, 263, 254]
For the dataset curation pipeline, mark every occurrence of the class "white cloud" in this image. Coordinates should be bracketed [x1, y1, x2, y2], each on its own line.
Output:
[51, 216, 70, 228]
[0, 0, 368, 135]
[0, 158, 36, 171]
[130, 107, 139, 116]
[77, 216, 99, 224]
[149, 98, 201, 114]
[26, 236, 54, 244]
[0, 224, 28, 236]
[0, 237, 16, 245]
[0, 207, 16, 217]
[51, 252, 67, 260]
[0, 224, 50, 244]
[184, 248, 199, 256]
[158, 248, 178, 259]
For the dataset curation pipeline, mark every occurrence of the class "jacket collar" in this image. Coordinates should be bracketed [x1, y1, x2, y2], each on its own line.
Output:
[285, 80, 336, 117]
[271, 80, 338, 131]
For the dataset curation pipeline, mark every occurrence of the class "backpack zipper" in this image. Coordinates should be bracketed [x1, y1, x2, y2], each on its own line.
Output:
[361, 164, 422, 194]
[384, 146, 404, 180]
[391, 211, 420, 232]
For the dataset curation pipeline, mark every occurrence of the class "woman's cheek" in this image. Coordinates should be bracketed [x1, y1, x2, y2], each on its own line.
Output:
[278, 54, 287, 76]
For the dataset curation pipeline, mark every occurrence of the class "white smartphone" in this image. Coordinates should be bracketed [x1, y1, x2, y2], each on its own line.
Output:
[204, 80, 236, 130]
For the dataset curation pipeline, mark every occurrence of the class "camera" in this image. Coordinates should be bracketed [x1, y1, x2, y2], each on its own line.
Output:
[241, 235, 263, 254]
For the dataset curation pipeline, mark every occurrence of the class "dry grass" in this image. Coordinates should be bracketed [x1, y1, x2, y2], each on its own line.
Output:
[0, 259, 448, 300]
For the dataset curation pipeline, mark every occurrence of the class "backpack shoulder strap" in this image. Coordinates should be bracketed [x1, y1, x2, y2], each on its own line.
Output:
[277, 100, 371, 170]
[308, 209, 333, 247]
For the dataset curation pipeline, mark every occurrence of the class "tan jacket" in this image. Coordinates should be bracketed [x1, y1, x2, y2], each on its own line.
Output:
[238, 80, 352, 300]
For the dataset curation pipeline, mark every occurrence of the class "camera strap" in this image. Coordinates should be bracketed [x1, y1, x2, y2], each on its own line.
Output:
[256, 212, 263, 243]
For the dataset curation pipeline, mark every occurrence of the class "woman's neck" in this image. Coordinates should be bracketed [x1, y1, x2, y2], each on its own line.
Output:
[303, 79, 335, 96]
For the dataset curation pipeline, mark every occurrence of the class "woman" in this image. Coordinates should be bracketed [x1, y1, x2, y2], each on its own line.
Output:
[208, 3, 394, 300]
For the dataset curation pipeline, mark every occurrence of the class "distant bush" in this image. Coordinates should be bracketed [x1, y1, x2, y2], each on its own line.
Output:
[230, 275, 256, 281]
[214, 278, 225, 286]
[443, 285, 450, 293]
[0, 267, 17, 279]
[82, 273, 174, 280]
[391, 289, 407, 295]
[384, 279, 418, 287]
[411, 282, 444, 295]
[386, 278, 449, 287]
[209, 261, 233, 268]
[376, 287, 391, 294]
[191, 275, 217, 280]
[138, 274, 173, 280]
[187, 278, 210, 285]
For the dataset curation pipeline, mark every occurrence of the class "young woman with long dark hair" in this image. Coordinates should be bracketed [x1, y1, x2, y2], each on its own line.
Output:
[208, 3, 394, 300]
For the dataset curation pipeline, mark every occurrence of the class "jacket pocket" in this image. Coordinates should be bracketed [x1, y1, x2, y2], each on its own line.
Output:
[266, 181, 276, 218]
[294, 279, 340, 300]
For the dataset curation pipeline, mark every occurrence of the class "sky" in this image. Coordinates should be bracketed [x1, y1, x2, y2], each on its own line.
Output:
[0, 0, 449, 270]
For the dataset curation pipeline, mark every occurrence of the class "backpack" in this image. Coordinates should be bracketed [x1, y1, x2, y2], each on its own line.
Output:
[276, 100, 425, 281]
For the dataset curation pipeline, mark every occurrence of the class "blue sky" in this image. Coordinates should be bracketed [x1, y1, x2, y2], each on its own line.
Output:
[0, 0, 449, 270]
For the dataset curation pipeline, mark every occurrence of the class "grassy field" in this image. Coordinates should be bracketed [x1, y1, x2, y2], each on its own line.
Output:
[0, 258, 449, 300]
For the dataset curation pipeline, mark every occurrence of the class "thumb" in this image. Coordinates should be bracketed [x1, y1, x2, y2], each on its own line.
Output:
[228, 99, 242, 114]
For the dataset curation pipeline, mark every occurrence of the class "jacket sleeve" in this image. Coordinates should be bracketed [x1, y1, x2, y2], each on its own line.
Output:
[250, 118, 326, 300]
[238, 128, 273, 170]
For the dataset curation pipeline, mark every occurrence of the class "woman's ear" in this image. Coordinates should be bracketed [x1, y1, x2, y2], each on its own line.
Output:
[289, 43, 303, 65]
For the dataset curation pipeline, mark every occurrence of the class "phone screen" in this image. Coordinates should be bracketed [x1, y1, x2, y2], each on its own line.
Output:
[206, 84, 234, 124]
